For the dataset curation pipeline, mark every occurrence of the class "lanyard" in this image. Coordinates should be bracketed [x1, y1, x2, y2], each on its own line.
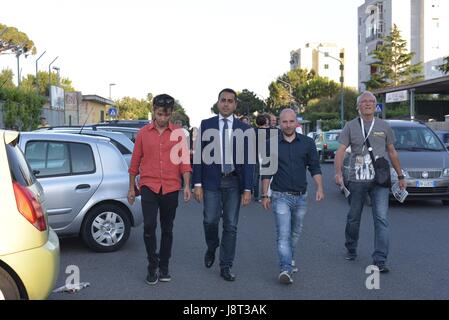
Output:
[361, 118, 375, 152]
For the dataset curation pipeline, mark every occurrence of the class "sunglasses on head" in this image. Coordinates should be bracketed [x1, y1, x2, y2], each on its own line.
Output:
[154, 96, 174, 107]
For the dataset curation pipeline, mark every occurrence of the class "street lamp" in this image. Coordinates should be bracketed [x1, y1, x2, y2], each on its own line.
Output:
[109, 83, 117, 120]
[52, 66, 60, 86]
[35, 50, 46, 91]
[316, 46, 345, 129]
[48, 56, 59, 87]
[109, 83, 116, 100]
[13, 42, 28, 86]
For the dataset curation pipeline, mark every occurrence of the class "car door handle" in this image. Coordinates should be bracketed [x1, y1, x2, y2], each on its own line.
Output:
[75, 184, 91, 190]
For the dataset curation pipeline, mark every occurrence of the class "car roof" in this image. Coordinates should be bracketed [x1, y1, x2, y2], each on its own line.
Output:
[95, 126, 140, 132]
[385, 120, 427, 128]
[38, 129, 134, 149]
[20, 132, 111, 143]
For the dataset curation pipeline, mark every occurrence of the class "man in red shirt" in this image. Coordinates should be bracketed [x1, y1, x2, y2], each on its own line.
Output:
[128, 94, 192, 285]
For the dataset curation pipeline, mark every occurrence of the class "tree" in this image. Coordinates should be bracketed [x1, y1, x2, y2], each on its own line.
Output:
[365, 24, 423, 90]
[306, 87, 359, 125]
[20, 71, 75, 95]
[268, 68, 340, 115]
[171, 102, 190, 127]
[0, 23, 36, 55]
[438, 56, 449, 74]
[0, 69, 15, 89]
[115, 97, 151, 120]
[0, 87, 46, 130]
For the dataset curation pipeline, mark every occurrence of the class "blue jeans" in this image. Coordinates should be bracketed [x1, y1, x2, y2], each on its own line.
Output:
[271, 191, 308, 273]
[203, 176, 241, 268]
[345, 181, 390, 264]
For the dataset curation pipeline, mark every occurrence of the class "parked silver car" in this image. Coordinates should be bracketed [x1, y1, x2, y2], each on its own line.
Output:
[388, 120, 449, 205]
[343, 120, 449, 206]
[35, 128, 134, 166]
[18, 132, 143, 251]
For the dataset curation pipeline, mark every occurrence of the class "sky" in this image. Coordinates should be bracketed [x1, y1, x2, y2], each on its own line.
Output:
[0, 0, 365, 127]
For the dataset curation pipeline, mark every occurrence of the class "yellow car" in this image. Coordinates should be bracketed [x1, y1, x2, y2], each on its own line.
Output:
[0, 130, 60, 300]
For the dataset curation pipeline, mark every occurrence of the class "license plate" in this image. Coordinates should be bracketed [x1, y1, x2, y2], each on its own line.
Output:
[416, 180, 436, 188]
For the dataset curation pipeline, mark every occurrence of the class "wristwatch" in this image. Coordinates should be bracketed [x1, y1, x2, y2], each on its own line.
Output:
[397, 175, 405, 180]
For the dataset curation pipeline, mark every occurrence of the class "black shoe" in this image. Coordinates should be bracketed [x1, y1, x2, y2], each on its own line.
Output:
[145, 271, 158, 285]
[204, 250, 215, 268]
[374, 263, 390, 273]
[159, 269, 171, 282]
[345, 250, 357, 261]
[220, 268, 236, 281]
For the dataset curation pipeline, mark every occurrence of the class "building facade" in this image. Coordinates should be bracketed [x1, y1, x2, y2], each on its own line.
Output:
[358, 0, 449, 92]
[290, 42, 345, 84]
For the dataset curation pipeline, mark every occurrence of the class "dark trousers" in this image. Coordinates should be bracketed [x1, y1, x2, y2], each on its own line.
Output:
[141, 186, 179, 273]
[203, 176, 241, 269]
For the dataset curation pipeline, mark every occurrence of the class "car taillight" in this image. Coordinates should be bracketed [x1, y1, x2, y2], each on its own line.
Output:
[323, 144, 328, 150]
[12, 181, 47, 231]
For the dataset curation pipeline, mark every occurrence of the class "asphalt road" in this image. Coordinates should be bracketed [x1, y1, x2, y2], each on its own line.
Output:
[49, 163, 449, 300]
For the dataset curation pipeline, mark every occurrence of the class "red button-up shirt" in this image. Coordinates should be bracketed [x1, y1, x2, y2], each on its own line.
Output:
[129, 123, 191, 195]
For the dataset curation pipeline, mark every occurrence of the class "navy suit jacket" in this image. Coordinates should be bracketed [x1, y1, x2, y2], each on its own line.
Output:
[192, 116, 254, 193]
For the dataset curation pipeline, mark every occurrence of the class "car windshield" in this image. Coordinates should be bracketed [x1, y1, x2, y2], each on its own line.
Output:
[325, 133, 340, 141]
[393, 126, 445, 151]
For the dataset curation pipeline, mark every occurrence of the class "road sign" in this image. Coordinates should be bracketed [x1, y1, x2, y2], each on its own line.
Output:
[376, 103, 383, 113]
[108, 107, 117, 117]
[386, 90, 408, 103]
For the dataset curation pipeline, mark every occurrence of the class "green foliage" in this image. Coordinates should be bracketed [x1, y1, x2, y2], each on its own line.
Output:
[171, 101, 190, 127]
[116, 96, 151, 120]
[365, 24, 423, 90]
[438, 56, 449, 74]
[385, 102, 410, 119]
[303, 87, 359, 130]
[0, 87, 46, 130]
[268, 68, 341, 115]
[0, 69, 15, 89]
[0, 23, 36, 55]
[20, 71, 75, 95]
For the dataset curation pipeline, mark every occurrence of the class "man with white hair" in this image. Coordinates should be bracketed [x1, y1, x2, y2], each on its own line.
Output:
[334, 91, 406, 273]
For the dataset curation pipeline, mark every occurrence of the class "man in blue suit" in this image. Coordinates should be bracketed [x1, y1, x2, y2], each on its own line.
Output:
[193, 88, 254, 281]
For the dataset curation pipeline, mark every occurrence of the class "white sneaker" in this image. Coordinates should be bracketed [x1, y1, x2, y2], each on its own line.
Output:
[278, 271, 293, 284]
[292, 260, 299, 273]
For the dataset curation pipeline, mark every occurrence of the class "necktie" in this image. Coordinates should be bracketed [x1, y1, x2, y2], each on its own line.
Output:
[222, 118, 233, 174]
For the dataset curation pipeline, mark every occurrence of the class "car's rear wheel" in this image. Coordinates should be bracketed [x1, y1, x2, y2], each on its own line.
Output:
[0, 268, 20, 300]
[442, 200, 449, 206]
[81, 204, 131, 252]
